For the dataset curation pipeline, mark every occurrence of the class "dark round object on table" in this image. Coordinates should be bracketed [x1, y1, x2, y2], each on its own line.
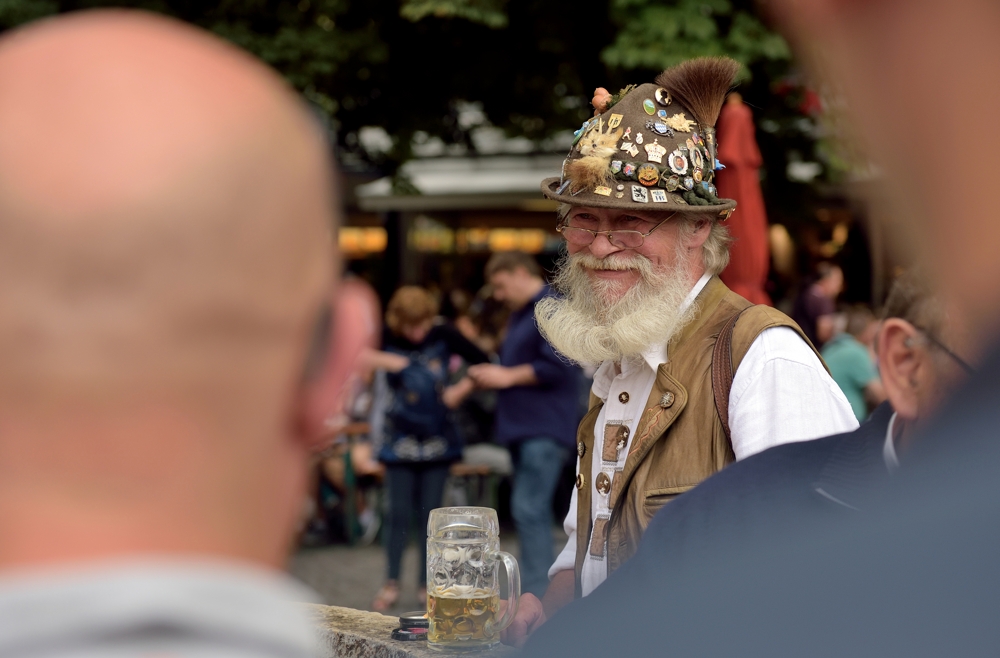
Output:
[398, 611, 429, 629]
[391, 627, 428, 641]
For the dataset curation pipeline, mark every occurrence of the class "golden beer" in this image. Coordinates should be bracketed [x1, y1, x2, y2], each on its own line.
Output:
[427, 586, 500, 648]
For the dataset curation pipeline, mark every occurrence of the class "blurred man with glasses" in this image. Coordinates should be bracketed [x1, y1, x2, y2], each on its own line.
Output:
[502, 57, 857, 648]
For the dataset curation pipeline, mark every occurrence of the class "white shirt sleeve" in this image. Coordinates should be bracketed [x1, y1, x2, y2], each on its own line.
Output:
[728, 326, 859, 460]
[548, 485, 579, 579]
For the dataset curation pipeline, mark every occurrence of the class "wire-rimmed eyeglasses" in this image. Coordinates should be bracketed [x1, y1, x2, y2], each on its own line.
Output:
[556, 213, 676, 250]
[911, 324, 976, 375]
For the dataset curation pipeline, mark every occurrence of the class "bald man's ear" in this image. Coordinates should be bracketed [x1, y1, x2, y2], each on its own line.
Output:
[295, 281, 378, 452]
[877, 318, 922, 421]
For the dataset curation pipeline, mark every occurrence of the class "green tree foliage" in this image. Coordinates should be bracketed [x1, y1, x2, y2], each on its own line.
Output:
[0, 0, 830, 213]
[400, 0, 508, 29]
[602, 0, 789, 74]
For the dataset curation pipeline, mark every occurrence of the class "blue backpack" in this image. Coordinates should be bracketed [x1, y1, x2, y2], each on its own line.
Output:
[378, 339, 460, 463]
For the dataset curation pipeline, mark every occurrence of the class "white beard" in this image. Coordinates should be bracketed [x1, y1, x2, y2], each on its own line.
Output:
[535, 251, 698, 367]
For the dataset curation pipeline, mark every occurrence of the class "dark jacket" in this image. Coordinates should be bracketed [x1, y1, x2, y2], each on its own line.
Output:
[637, 401, 894, 565]
[494, 285, 583, 448]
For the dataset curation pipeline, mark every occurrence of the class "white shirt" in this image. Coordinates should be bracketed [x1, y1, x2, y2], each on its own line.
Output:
[550, 274, 858, 596]
[0, 560, 323, 658]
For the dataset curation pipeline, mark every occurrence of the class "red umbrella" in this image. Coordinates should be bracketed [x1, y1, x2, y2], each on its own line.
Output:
[716, 94, 772, 305]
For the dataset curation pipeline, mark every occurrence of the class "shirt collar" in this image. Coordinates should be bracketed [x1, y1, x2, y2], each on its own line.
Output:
[884, 412, 901, 473]
[0, 558, 322, 655]
[591, 273, 711, 400]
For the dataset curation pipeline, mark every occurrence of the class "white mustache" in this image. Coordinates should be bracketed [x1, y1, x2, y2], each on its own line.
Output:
[571, 253, 650, 272]
[536, 248, 696, 366]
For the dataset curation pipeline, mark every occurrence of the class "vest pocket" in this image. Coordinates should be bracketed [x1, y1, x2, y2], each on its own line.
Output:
[641, 485, 696, 524]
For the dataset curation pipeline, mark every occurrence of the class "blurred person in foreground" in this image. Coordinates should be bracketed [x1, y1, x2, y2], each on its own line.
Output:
[365, 286, 488, 610]
[503, 57, 857, 646]
[523, 0, 1000, 654]
[823, 304, 885, 420]
[792, 261, 844, 348]
[467, 252, 583, 598]
[523, 270, 972, 654]
[0, 10, 374, 657]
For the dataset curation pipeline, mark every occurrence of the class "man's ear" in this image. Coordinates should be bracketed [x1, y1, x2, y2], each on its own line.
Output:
[295, 278, 379, 452]
[877, 318, 922, 421]
[685, 219, 712, 251]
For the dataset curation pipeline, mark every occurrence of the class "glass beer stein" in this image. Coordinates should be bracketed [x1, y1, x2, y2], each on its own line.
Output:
[426, 507, 520, 652]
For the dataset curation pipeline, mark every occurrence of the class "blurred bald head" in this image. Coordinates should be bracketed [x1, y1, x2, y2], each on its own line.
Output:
[768, 0, 1000, 356]
[0, 11, 357, 569]
[0, 10, 335, 397]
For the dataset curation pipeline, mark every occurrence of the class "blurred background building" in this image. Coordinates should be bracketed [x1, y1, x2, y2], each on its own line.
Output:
[0, 0, 901, 310]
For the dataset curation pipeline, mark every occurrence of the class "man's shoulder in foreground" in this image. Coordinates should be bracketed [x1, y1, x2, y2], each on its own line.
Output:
[0, 560, 322, 658]
[640, 401, 893, 559]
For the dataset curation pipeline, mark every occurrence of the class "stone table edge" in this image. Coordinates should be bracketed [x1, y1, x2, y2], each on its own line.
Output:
[303, 603, 518, 658]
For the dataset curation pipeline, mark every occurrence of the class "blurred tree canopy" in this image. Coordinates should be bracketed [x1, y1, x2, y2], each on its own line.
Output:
[0, 0, 832, 220]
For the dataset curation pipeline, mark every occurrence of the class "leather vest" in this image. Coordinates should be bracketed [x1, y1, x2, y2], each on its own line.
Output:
[573, 277, 820, 596]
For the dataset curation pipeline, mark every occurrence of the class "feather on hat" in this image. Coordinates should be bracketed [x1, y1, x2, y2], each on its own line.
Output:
[655, 57, 742, 127]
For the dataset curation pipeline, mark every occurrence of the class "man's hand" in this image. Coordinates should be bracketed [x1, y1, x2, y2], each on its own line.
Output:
[467, 363, 514, 389]
[468, 363, 537, 390]
[360, 348, 409, 374]
[500, 593, 547, 648]
[592, 87, 612, 115]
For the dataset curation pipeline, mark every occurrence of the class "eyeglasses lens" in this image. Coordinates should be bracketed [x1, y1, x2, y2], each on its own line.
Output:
[560, 227, 644, 249]
[613, 232, 643, 249]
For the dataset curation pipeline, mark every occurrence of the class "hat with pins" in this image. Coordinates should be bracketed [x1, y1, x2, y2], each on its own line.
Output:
[540, 57, 741, 218]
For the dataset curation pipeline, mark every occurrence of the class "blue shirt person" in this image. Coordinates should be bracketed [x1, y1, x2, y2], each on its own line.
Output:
[469, 252, 583, 597]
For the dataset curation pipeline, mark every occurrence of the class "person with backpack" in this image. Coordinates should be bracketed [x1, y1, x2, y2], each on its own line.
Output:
[367, 286, 489, 611]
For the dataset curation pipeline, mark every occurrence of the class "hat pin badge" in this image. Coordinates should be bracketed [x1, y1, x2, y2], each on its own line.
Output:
[644, 139, 666, 164]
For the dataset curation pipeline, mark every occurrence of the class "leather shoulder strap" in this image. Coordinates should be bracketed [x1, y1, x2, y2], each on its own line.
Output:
[712, 307, 746, 444]
[712, 303, 828, 445]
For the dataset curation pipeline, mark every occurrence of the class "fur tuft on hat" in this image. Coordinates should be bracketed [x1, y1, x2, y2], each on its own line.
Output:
[655, 57, 741, 128]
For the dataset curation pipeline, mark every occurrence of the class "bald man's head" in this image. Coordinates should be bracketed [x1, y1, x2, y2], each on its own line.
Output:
[0, 11, 359, 569]
[0, 10, 336, 401]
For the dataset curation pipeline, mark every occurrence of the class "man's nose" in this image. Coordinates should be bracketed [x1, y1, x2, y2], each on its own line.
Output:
[587, 231, 625, 259]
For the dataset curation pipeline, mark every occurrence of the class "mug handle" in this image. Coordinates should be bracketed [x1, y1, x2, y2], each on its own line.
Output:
[493, 550, 521, 632]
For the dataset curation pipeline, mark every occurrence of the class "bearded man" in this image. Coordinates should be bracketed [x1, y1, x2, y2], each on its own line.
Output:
[501, 57, 857, 647]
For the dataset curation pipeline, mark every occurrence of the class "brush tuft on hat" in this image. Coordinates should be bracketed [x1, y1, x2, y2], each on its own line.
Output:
[654, 57, 741, 127]
[566, 117, 622, 191]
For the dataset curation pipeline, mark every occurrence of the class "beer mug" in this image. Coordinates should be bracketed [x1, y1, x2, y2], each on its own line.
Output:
[426, 507, 520, 652]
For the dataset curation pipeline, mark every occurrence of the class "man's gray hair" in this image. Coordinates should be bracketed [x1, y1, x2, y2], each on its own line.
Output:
[555, 204, 732, 275]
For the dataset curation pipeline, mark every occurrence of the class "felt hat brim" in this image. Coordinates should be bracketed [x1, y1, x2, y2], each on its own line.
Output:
[540, 177, 737, 217]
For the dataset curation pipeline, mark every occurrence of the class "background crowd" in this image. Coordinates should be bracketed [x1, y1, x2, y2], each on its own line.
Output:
[303, 249, 887, 614]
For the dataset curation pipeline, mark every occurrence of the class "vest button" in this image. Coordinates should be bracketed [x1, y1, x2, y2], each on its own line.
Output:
[576, 473, 586, 489]
[659, 392, 675, 408]
[618, 391, 630, 404]
[596, 472, 612, 496]
[577, 441, 586, 458]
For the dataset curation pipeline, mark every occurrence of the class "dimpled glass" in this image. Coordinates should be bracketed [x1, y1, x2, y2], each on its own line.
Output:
[426, 507, 520, 652]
